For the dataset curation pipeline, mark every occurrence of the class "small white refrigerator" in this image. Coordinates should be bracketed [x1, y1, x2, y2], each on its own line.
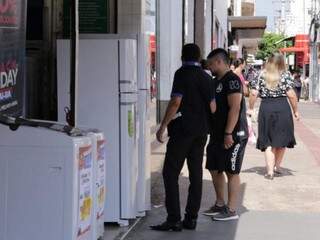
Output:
[0, 121, 94, 240]
[57, 35, 140, 225]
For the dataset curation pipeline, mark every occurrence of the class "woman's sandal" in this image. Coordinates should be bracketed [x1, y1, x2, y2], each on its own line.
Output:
[264, 174, 274, 180]
[274, 167, 283, 175]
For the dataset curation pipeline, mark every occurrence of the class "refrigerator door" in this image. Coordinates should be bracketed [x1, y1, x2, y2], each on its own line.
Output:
[119, 39, 138, 93]
[119, 93, 139, 219]
[77, 39, 121, 223]
[136, 90, 151, 215]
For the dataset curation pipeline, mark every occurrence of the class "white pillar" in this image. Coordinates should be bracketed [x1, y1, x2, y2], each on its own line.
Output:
[204, 0, 212, 56]
[234, 0, 242, 16]
[157, 0, 183, 120]
[194, 0, 214, 56]
[195, 0, 205, 53]
[184, 0, 195, 44]
[214, 0, 228, 49]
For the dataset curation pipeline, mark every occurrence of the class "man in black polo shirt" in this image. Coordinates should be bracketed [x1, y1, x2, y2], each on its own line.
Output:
[150, 44, 216, 231]
[203, 48, 248, 221]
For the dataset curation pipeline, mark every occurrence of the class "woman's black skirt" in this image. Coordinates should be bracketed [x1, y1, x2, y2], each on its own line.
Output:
[257, 97, 296, 151]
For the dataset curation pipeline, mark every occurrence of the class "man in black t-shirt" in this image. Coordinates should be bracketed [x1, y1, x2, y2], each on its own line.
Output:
[150, 44, 216, 231]
[203, 48, 248, 221]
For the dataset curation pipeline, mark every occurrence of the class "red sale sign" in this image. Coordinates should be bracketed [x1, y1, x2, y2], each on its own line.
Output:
[0, 0, 26, 117]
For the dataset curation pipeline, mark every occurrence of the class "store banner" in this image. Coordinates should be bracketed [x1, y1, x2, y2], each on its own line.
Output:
[0, 0, 27, 117]
[63, 0, 109, 36]
[77, 145, 93, 239]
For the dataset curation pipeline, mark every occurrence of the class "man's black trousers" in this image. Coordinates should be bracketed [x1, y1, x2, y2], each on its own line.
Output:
[162, 135, 207, 223]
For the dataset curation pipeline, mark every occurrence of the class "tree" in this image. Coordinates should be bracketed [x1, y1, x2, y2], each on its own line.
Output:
[256, 33, 292, 60]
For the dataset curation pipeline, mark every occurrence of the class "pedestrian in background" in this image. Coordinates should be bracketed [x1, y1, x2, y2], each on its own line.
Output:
[233, 58, 249, 97]
[151, 44, 216, 231]
[230, 61, 236, 71]
[248, 53, 299, 180]
[204, 49, 248, 221]
[246, 65, 259, 84]
[201, 59, 213, 77]
[303, 74, 310, 100]
[293, 71, 302, 101]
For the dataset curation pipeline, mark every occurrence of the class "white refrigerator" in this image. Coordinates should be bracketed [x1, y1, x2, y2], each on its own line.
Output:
[57, 35, 140, 225]
[0, 122, 94, 240]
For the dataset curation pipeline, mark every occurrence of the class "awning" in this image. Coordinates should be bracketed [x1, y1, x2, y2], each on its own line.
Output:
[279, 47, 308, 53]
[279, 47, 310, 65]
[279, 35, 310, 65]
[228, 16, 267, 50]
[228, 16, 267, 29]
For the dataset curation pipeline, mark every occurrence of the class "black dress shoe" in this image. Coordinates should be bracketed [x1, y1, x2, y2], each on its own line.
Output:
[150, 221, 183, 232]
[182, 217, 197, 230]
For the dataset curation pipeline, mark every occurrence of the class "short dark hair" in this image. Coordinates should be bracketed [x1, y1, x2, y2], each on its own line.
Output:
[181, 44, 201, 62]
[200, 59, 208, 69]
[207, 48, 230, 64]
[233, 58, 245, 68]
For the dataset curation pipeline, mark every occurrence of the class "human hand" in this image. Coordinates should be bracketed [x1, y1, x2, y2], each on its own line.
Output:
[294, 111, 300, 121]
[224, 134, 234, 149]
[156, 126, 166, 143]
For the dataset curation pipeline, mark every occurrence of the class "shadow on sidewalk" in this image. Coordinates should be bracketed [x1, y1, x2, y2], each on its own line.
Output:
[125, 171, 249, 240]
[242, 166, 295, 177]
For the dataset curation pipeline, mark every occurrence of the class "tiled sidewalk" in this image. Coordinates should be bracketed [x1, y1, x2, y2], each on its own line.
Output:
[125, 102, 320, 240]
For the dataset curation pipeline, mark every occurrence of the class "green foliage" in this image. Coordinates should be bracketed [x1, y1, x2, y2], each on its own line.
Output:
[256, 33, 292, 60]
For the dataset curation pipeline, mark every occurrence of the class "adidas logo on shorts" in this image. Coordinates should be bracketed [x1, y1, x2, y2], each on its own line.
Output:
[231, 144, 241, 171]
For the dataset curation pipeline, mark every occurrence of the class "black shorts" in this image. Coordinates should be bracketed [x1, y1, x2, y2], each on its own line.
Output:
[206, 139, 248, 174]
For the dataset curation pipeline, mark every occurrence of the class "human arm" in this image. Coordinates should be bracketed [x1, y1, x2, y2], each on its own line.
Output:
[156, 96, 182, 143]
[285, 72, 300, 120]
[240, 74, 249, 97]
[287, 89, 299, 120]
[224, 93, 242, 149]
[247, 89, 259, 116]
[156, 71, 184, 143]
[243, 83, 250, 97]
[200, 75, 216, 114]
[210, 100, 216, 113]
[247, 71, 261, 116]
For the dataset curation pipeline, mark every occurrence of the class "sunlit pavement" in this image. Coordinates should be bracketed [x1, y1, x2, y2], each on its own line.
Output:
[124, 102, 320, 240]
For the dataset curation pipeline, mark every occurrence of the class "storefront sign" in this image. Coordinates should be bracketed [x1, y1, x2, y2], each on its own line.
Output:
[64, 0, 109, 35]
[0, 0, 26, 117]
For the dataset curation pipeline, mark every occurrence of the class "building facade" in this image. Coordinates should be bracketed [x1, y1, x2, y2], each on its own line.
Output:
[228, 0, 267, 60]
[230, 0, 255, 17]
[242, 0, 255, 16]
[282, 0, 312, 36]
[271, 0, 319, 37]
[156, 0, 228, 121]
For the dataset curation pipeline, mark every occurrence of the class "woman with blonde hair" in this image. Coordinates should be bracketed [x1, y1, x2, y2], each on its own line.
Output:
[248, 53, 299, 180]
